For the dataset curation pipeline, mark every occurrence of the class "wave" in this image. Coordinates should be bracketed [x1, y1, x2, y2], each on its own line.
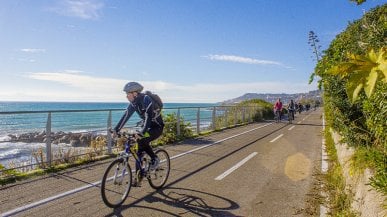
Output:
[0, 141, 89, 168]
[0, 135, 11, 142]
[0, 142, 45, 165]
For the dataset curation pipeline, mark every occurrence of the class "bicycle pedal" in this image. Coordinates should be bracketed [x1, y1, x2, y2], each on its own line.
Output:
[132, 179, 142, 187]
[132, 182, 141, 187]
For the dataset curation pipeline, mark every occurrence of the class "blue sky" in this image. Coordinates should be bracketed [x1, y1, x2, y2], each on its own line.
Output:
[0, 0, 384, 103]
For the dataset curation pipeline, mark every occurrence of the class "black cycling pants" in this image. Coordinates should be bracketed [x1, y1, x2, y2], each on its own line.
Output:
[137, 125, 163, 160]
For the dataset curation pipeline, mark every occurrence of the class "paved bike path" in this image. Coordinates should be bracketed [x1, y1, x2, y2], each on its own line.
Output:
[0, 109, 323, 216]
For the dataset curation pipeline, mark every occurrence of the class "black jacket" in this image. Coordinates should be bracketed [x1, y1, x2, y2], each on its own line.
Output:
[114, 93, 163, 134]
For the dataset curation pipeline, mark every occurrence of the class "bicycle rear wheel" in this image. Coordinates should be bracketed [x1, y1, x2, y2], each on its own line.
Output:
[101, 158, 132, 208]
[148, 149, 170, 189]
[275, 111, 280, 123]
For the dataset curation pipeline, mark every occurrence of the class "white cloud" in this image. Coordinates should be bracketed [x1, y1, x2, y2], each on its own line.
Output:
[17, 58, 36, 63]
[203, 54, 284, 66]
[26, 70, 123, 92]
[51, 0, 104, 20]
[20, 48, 46, 53]
[16, 71, 317, 103]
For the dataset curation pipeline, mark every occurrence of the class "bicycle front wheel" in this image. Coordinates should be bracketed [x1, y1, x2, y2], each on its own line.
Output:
[148, 149, 170, 189]
[101, 158, 132, 208]
[288, 111, 293, 124]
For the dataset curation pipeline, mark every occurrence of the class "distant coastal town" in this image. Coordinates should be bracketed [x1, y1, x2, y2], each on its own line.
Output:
[221, 90, 322, 104]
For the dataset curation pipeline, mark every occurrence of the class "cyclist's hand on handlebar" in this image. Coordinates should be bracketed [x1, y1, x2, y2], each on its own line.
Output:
[109, 128, 118, 138]
[134, 130, 144, 140]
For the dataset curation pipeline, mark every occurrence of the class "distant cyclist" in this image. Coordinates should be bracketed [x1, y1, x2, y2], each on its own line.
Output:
[297, 102, 303, 114]
[287, 99, 295, 121]
[273, 98, 283, 122]
[113, 82, 164, 171]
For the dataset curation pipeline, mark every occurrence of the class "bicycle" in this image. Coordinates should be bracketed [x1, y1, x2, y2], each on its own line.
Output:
[288, 109, 294, 124]
[101, 130, 170, 208]
[274, 109, 281, 123]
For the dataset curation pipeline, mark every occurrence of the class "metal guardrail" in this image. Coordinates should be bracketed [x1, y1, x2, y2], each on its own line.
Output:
[0, 105, 262, 171]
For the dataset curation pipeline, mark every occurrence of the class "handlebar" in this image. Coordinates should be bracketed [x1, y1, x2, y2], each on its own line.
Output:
[109, 128, 143, 139]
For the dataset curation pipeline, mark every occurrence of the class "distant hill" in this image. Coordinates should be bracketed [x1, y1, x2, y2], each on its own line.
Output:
[221, 90, 322, 104]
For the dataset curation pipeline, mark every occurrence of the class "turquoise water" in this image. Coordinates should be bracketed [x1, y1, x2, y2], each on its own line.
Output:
[0, 101, 217, 166]
[0, 102, 217, 136]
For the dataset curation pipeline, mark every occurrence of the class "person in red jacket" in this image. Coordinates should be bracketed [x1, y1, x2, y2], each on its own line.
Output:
[273, 98, 283, 121]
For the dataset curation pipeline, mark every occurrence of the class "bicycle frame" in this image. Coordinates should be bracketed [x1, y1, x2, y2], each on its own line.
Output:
[124, 136, 149, 177]
[288, 109, 294, 123]
[274, 109, 281, 123]
[110, 136, 141, 184]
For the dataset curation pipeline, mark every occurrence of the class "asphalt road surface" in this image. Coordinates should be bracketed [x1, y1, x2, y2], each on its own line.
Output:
[1, 108, 324, 217]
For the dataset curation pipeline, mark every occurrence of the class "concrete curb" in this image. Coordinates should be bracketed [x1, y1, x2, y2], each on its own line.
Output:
[331, 129, 386, 217]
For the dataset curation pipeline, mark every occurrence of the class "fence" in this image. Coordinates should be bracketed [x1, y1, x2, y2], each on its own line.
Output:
[0, 105, 262, 172]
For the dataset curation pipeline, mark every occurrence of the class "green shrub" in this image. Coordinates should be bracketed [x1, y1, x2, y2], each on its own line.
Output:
[239, 99, 274, 120]
[315, 4, 386, 194]
[154, 113, 193, 145]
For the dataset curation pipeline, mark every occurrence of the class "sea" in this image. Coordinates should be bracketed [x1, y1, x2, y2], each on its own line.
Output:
[0, 101, 217, 167]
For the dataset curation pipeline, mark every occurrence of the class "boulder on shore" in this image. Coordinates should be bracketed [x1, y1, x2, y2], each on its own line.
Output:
[8, 131, 103, 147]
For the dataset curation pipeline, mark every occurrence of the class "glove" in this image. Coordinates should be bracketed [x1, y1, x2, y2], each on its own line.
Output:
[109, 128, 118, 138]
[134, 133, 142, 140]
[134, 131, 150, 140]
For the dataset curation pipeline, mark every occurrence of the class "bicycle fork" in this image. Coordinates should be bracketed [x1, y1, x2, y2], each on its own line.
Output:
[113, 159, 127, 185]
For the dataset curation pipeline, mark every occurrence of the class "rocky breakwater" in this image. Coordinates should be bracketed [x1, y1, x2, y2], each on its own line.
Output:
[7, 131, 105, 147]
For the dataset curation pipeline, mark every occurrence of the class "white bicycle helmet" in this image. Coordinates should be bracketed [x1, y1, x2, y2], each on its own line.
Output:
[123, 82, 143, 93]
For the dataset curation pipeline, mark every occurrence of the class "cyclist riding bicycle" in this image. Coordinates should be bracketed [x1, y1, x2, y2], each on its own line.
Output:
[113, 82, 164, 173]
[273, 98, 283, 121]
[297, 102, 303, 114]
[287, 99, 295, 121]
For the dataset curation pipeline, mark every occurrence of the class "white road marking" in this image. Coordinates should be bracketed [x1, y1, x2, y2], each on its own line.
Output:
[288, 126, 295, 131]
[215, 152, 258, 180]
[2, 123, 273, 216]
[270, 134, 283, 143]
[2, 180, 101, 217]
[321, 115, 328, 172]
[170, 123, 272, 160]
[320, 113, 328, 217]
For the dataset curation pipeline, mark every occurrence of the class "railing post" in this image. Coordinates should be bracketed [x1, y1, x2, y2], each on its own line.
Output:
[260, 108, 263, 120]
[224, 107, 228, 128]
[107, 111, 112, 154]
[248, 106, 252, 123]
[247, 107, 250, 123]
[196, 107, 200, 134]
[46, 112, 52, 167]
[212, 106, 216, 130]
[234, 108, 237, 126]
[242, 107, 246, 123]
[177, 108, 181, 137]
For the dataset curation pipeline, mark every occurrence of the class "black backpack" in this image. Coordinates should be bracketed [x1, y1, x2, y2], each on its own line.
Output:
[144, 91, 163, 111]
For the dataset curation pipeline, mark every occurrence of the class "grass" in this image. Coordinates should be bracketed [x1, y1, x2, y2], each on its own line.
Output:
[351, 146, 387, 196]
[323, 127, 359, 217]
